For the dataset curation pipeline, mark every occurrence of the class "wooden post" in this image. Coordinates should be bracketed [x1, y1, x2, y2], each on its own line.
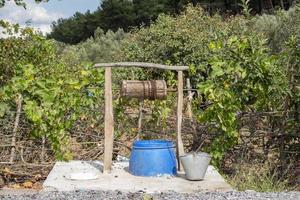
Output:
[104, 67, 114, 173]
[10, 94, 22, 164]
[186, 78, 193, 119]
[137, 101, 144, 140]
[176, 71, 185, 171]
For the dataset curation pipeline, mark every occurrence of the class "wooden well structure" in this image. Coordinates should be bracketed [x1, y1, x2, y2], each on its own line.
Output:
[94, 62, 189, 173]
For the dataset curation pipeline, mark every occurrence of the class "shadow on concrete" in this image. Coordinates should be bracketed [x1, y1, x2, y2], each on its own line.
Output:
[124, 166, 129, 173]
[86, 161, 103, 173]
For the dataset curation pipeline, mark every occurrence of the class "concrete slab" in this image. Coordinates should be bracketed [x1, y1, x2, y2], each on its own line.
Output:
[43, 161, 233, 193]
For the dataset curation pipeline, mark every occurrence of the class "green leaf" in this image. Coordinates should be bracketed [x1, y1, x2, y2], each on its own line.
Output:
[211, 64, 224, 77]
[0, 102, 9, 117]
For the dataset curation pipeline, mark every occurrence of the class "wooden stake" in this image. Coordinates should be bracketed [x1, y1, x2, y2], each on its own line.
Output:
[186, 78, 193, 119]
[137, 101, 144, 140]
[104, 67, 114, 173]
[41, 136, 45, 163]
[176, 71, 185, 171]
[10, 94, 22, 164]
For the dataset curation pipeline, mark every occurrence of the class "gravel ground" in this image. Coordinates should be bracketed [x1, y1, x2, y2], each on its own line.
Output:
[0, 190, 299, 200]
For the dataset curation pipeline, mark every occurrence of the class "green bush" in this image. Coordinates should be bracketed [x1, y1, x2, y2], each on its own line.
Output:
[253, 5, 300, 158]
[198, 35, 285, 164]
[77, 28, 127, 63]
[253, 4, 300, 52]
[0, 21, 103, 160]
[123, 5, 287, 166]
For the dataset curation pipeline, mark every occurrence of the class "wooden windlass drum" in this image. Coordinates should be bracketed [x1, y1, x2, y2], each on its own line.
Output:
[121, 80, 167, 100]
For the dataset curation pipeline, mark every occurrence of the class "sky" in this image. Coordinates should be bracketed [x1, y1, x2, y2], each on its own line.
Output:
[0, 0, 100, 34]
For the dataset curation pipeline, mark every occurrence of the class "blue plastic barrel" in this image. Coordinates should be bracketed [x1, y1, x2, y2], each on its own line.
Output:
[129, 140, 177, 176]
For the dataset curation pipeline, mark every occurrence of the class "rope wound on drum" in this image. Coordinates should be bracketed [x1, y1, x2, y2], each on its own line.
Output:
[121, 80, 167, 100]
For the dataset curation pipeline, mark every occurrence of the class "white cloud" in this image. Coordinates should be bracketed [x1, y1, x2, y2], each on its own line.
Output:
[0, 1, 65, 34]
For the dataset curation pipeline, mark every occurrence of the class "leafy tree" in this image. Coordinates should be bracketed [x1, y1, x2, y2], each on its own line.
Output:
[48, 0, 134, 44]
[253, 4, 300, 52]
[48, 0, 184, 44]
[0, 0, 48, 8]
[98, 0, 135, 32]
[0, 21, 103, 159]
[123, 5, 287, 166]
[47, 0, 298, 44]
[48, 11, 97, 44]
[133, 0, 172, 25]
[77, 28, 127, 63]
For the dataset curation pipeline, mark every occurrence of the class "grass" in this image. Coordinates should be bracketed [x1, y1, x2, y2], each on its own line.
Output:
[226, 162, 293, 192]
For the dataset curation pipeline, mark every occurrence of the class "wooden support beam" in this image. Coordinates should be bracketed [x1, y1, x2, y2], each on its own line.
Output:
[103, 67, 114, 173]
[94, 62, 189, 71]
[176, 71, 185, 171]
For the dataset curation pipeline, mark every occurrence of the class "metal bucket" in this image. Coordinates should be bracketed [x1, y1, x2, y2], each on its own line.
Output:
[180, 152, 211, 181]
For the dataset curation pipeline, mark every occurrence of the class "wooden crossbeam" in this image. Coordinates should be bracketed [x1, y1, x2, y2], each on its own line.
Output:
[94, 62, 189, 71]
